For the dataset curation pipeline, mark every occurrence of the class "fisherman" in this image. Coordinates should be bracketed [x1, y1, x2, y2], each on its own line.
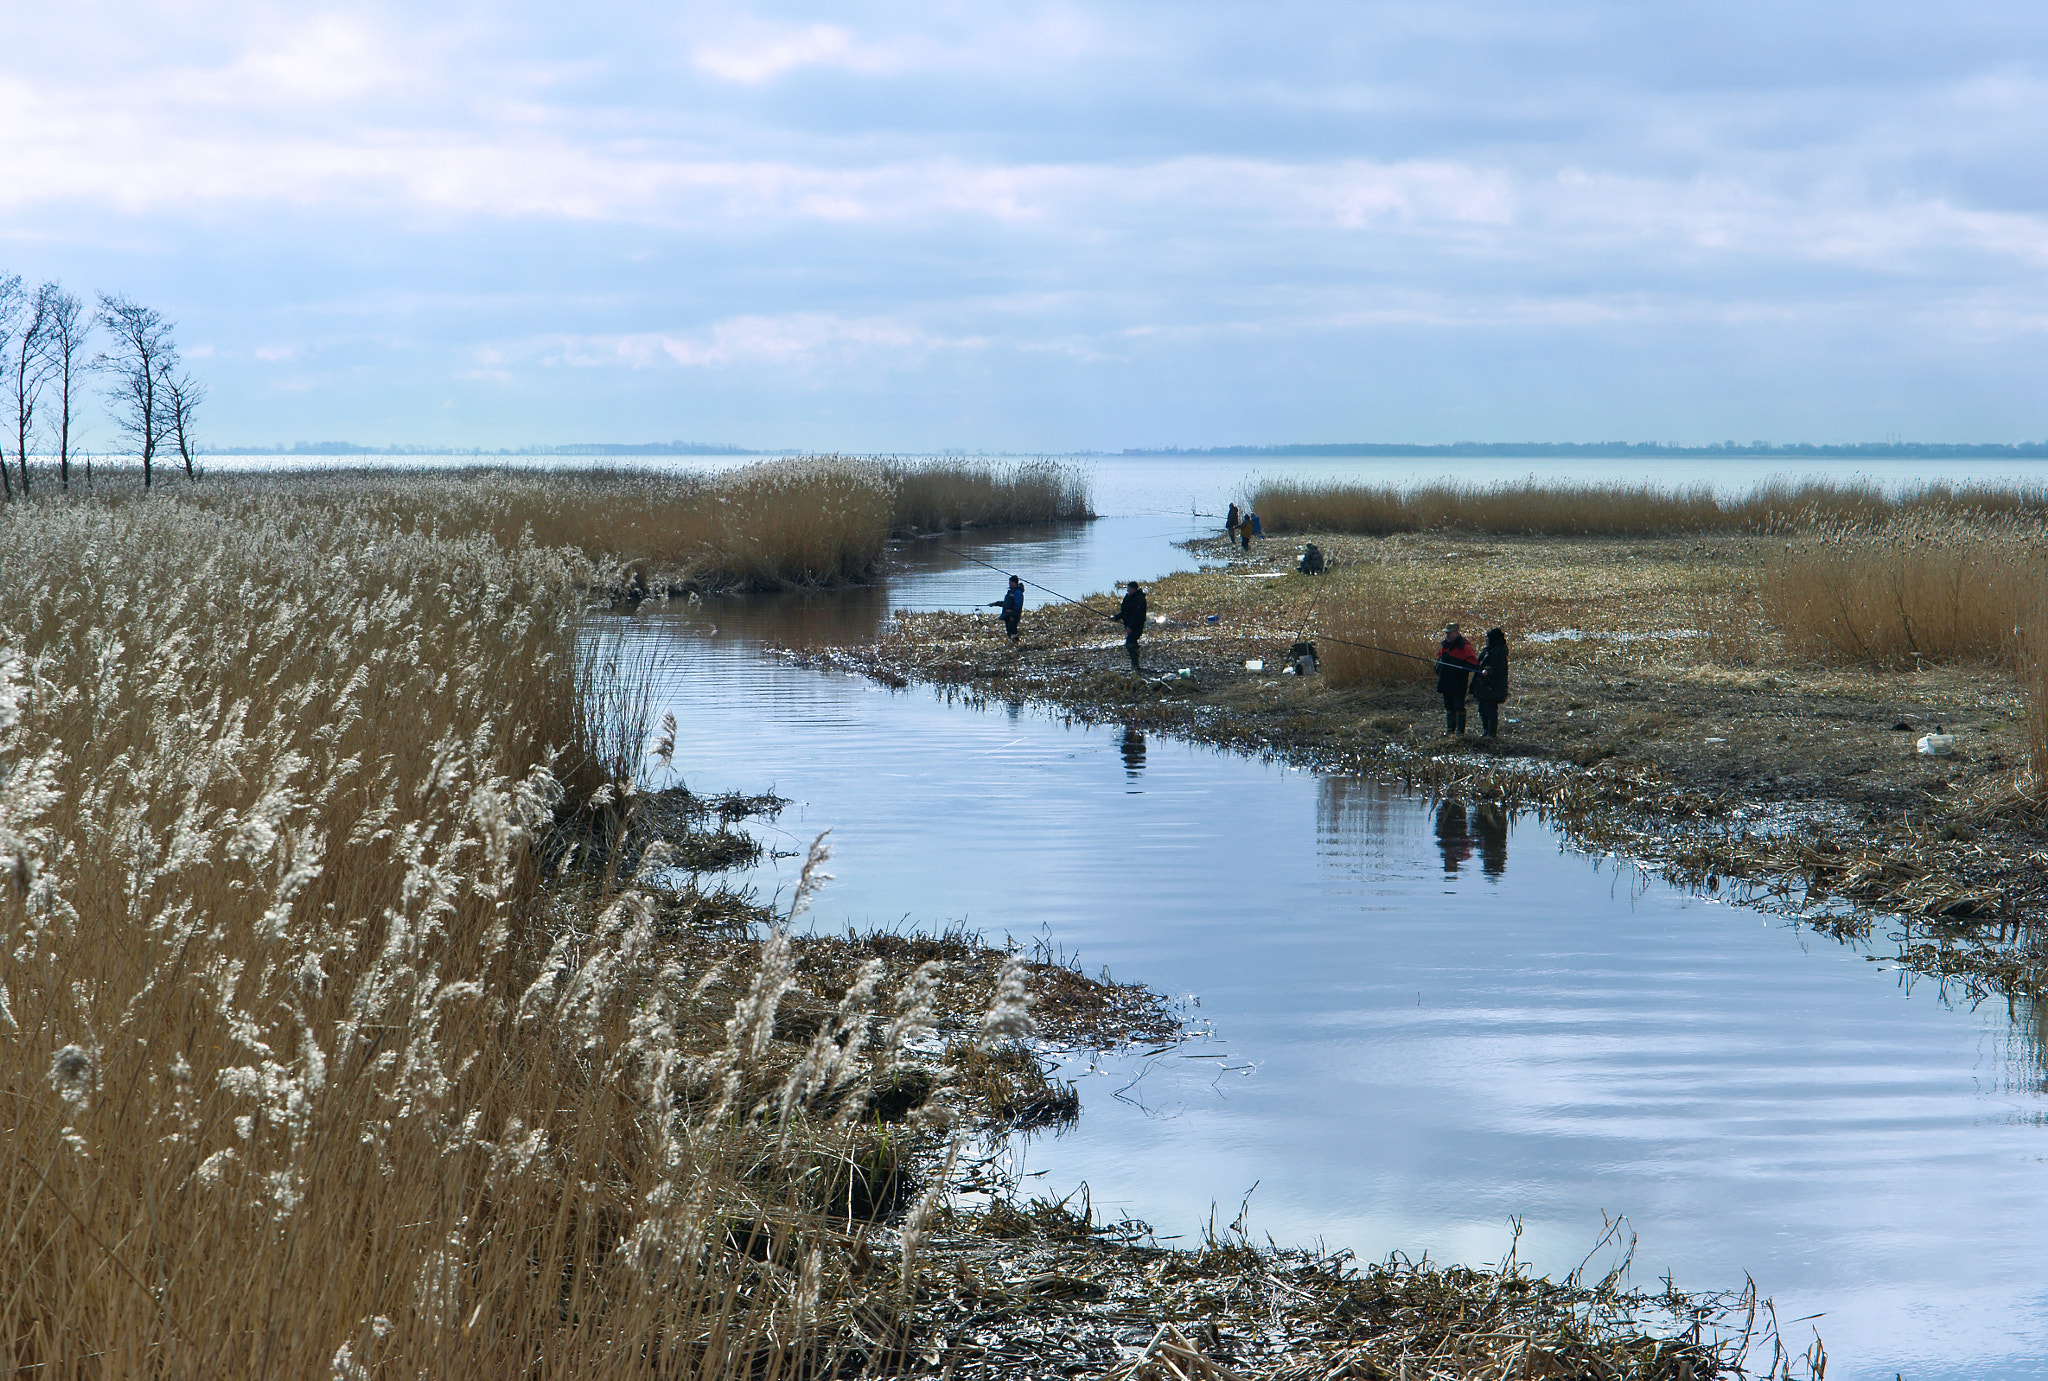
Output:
[988, 575, 1025, 642]
[1226, 502, 1241, 537]
[1471, 627, 1509, 737]
[1115, 581, 1148, 671]
[1297, 542, 1324, 576]
[1436, 622, 1479, 735]
[1239, 513, 1255, 552]
[1289, 639, 1319, 676]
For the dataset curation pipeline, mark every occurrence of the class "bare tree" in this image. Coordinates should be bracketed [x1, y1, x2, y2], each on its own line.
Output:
[37, 284, 86, 491]
[9, 281, 51, 499]
[93, 294, 176, 490]
[161, 366, 204, 479]
[0, 274, 21, 501]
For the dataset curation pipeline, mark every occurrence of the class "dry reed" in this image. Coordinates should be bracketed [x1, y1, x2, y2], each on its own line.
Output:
[0, 485, 961, 1377]
[883, 458, 1092, 534]
[1761, 515, 2046, 671]
[35, 456, 1091, 593]
[1313, 572, 1435, 689]
[1252, 476, 2048, 538]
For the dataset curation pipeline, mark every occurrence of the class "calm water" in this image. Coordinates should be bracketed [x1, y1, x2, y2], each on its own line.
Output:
[614, 460, 2048, 1381]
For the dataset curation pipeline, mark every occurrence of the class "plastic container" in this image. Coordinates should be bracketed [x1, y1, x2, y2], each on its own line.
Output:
[1916, 731, 1955, 756]
[1244, 659, 1264, 672]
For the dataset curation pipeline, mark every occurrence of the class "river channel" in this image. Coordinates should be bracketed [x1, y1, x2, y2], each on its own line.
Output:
[610, 465, 2048, 1381]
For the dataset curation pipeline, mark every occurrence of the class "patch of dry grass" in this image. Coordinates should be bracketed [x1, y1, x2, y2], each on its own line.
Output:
[885, 458, 1093, 534]
[1252, 476, 2048, 538]
[0, 486, 1055, 1377]
[47, 457, 1091, 594]
[1763, 515, 2045, 671]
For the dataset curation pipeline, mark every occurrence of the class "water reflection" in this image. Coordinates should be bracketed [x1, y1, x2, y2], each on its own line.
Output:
[1120, 727, 1147, 780]
[1427, 800, 1509, 879]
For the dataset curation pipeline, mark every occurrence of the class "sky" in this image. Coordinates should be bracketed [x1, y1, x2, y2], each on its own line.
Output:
[3, 1, 2047, 452]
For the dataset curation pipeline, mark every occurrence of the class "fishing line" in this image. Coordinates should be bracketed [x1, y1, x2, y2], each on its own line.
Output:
[931, 544, 1125, 620]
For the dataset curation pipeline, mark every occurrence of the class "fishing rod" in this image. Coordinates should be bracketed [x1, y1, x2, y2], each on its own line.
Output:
[932, 544, 1125, 620]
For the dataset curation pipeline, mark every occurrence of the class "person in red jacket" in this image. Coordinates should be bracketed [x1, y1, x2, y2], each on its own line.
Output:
[1435, 623, 1479, 734]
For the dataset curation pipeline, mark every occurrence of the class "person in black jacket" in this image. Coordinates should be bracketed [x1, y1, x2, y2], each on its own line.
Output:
[1116, 581, 1148, 671]
[1471, 627, 1508, 737]
[1435, 623, 1478, 734]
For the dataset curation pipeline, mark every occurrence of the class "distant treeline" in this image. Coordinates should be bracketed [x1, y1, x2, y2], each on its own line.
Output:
[1127, 441, 2048, 459]
[212, 440, 762, 456]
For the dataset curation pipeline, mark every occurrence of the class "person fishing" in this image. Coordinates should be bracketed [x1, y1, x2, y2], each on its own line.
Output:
[1471, 627, 1508, 737]
[988, 575, 1025, 642]
[1226, 502, 1241, 538]
[1436, 622, 1479, 734]
[1115, 581, 1148, 671]
[1297, 542, 1324, 576]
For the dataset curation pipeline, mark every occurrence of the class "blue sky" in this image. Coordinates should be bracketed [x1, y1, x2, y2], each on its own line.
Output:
[5, 1, 2046, 451]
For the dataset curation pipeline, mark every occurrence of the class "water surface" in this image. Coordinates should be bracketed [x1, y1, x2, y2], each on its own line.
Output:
[615, 464, 2048, 1380]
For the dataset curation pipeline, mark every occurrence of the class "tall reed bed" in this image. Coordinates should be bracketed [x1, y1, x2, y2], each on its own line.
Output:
[1762, 516, 2046, 670]
[1315, 573, 1437, 689]
[1251, 476, 2048, 537]
[0, 488, 941, 1376]
[883, 458, 1092, 534]
[53, 456, 1092, 592]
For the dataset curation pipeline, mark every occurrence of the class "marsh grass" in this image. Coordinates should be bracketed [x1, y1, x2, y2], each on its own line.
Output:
[1253, 476, 2048, 537]
[1313, 572, 1435, 689]
[38, 455, 1091, 594]
[1762, 515, 2046, 672]
[884, 458, 1092, 534]
[0, 485, 998, 1377]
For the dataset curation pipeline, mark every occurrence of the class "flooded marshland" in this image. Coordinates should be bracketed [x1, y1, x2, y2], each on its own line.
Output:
[617, 488, 2048, 1381]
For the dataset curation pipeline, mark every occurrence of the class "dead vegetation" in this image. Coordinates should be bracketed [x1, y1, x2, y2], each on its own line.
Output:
[894, 1196, 1818, 1380]
[1252, 475, 2048, 538]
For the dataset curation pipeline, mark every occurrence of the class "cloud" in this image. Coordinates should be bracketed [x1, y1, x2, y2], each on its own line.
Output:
[690, 22, 887, 83]
[551, 313, 985, 371]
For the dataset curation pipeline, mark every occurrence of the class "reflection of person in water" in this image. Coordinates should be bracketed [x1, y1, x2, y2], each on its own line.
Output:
[1471, 803, 1508, 877]
[1434, 801, 1473, 874]
[1120, 726, 1147, 778]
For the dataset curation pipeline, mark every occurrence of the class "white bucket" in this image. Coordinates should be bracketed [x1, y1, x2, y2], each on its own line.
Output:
[1916, 733, 1955, 756]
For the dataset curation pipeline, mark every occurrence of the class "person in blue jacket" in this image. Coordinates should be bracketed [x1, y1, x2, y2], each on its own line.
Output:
[989, 575, 1025, 642]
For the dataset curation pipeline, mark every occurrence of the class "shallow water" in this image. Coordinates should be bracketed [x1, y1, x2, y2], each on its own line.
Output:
[614, 472, 2048, 1381]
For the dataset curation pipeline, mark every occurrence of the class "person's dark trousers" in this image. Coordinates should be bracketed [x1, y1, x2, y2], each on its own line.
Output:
[1002, 614, 1019, 641]
[1477, 700, 1498, 736]
[1125, 629, 1142, 670]
[1443, 693, 1466, 733]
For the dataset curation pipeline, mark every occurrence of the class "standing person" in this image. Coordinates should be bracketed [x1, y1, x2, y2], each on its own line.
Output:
[1115, 581, 1148, 672]
[1435, 622, 1479, 734]
[1226, 502, 1241, 537]
[1471, 627, 1509, 737]
[988, 575, 1025, 642]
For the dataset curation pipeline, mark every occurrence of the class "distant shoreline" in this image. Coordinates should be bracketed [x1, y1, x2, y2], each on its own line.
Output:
[198, 439, 2048, 460]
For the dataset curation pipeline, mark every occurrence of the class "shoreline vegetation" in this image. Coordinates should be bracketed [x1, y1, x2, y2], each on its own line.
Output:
[794, 477, 2048, 1016]
[0, 463, 1813, 1378]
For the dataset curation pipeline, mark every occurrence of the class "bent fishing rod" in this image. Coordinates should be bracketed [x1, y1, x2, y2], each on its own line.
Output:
[930, 544, 1126, 621]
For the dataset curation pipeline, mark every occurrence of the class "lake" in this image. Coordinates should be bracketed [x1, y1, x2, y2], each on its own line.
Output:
[614, 455, 2048, 1381]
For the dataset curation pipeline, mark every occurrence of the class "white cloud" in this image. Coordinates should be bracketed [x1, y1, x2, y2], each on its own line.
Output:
[552, 313, 985, 370]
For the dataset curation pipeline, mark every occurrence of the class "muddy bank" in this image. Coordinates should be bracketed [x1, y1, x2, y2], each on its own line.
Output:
[779, 530, 2048, 1002]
